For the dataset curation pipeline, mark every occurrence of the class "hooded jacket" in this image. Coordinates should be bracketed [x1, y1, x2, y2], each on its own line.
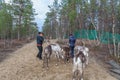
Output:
[69, 35, 76, 47]
[37, 35, 44, 46]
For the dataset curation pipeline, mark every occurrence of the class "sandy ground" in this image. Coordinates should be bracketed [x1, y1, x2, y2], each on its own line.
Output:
[0, 40, 117, 80]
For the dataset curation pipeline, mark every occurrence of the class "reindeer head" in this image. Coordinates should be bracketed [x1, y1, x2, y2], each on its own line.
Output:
[60, 49, 65, 59]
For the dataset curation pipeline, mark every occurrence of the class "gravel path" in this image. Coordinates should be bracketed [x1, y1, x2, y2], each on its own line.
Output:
[0, 41, 117, 80]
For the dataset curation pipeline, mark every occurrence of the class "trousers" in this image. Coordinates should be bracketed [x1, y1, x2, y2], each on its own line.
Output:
[70, 46, 75, 58]
[37, 46, 43, 59]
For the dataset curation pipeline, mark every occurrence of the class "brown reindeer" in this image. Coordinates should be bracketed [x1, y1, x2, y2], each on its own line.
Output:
[43, 45, 52, 69]
[61, 46, 70, 63]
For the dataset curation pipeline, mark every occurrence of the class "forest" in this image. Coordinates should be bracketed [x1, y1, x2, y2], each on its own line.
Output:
[0, 0, 38, 48]
[43, 0, 120, 60]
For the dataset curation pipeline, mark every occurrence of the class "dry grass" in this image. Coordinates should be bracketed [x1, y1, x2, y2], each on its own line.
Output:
[0, 40, 117, 80]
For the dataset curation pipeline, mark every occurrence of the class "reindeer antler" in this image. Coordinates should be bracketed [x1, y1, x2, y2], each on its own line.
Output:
[81, 40, 85, 47]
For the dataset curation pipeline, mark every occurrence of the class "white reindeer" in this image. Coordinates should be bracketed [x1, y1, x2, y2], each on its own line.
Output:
[50, 44, 64, 60]
[74, 46, 89, 65]
[72, 51, 86, 80]
[44, 40, 64, 60]
[72, 45, 89, 80]
[43, 43, 64, 68]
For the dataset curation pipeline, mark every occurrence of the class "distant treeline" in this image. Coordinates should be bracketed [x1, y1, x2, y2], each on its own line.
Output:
[0, 0, 38, 41]
[43, 0, 120, 39]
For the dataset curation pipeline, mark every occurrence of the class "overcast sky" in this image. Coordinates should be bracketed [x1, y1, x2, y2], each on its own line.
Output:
[5, 0, 59, 31]
[32, 0, 54, 31]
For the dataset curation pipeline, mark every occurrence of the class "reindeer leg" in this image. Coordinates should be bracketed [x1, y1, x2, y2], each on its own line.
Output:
[73, 70, 78, 80]
[80, 64, 84, 80]
[79, 71, 83, 80]
[55, 51, 60, 66]
[48, 53, 52, 62]
[72, 71, 75, 80]
[46, 58, 49, 69]
[64, 55, 67, 64]
[86, 56, 89, 66]
[42, 56, 45, 68]
[67, 54, 70, 63]
[81, 72, 84, 80]
[57, 52, 61, 62]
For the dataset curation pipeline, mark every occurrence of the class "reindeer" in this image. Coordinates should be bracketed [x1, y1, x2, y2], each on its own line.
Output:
[74, 46, 89, 66]
[61, 46, 70, 63]
[43, 43, 64, 69]
[43, 45, 52, 69]
[72, 51, 86, 80]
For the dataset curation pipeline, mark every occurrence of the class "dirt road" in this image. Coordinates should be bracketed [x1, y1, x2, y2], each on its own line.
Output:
[0, 41, 117, 80]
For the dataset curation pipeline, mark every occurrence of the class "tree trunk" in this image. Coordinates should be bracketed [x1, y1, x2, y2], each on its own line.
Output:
[17, 28, 20, 40]
[118, 42, 120, 58]
[112, 22, 116, 57]
[17, 14, 22, 40]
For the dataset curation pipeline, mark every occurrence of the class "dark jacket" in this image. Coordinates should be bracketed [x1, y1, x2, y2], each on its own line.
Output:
[37, 35, 44, 46]
[69, 35, 76, 47]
